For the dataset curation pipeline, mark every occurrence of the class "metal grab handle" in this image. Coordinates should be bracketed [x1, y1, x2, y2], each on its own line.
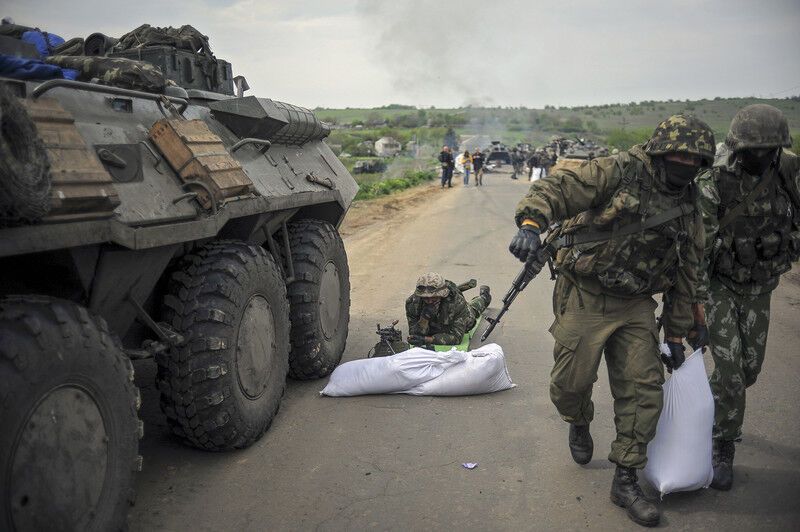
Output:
[138, 140, 165, 174]
[31, 79, 189, 113]
[182, 180, 218, 215]
[231, 138, 272, 154]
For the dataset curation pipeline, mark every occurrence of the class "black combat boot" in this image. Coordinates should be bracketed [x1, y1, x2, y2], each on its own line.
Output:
[568, 423, 593, 465]
[711, 439, 735, 491]
[610, 466, 660, 527]
[479, 285, 491, 306]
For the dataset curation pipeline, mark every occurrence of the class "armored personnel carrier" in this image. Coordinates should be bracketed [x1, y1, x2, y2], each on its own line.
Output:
[0, 25, 356, 531]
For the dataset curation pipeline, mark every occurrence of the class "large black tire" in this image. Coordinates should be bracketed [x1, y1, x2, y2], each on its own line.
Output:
[0, 296, 141, 532]
[158, 240, 290, 451]
[286, 219, 351, 379]
[0, 84, 51, 224]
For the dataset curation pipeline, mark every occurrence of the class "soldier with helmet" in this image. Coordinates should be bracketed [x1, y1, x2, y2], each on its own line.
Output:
[509, 115, 715, 527]
[694, 104, 800, 491]
[405, 273, 491, 347]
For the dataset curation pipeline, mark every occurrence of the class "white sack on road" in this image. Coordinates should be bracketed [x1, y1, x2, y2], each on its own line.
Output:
[643, 347, 714, 496]
[529, 167, 543, 182]
[404, 343, 515, 396]
[320, 344, 515, 397]
[320, 348, 468, 396]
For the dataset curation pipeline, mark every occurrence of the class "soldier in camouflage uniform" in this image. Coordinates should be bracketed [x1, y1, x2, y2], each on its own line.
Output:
[694, 104, 800, 491]
[406, 273, 491, 347]
[510, 115, 715, 527]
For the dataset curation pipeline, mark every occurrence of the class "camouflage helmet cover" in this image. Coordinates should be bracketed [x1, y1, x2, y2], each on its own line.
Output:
[415, 272, 449, 298]
[725, 104, 791, 152]
[644, 114, 716, 165]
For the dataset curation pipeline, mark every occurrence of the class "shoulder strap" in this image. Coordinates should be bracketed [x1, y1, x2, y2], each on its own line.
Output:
[554, 203, 694, 248]
[718, 171, 774, 230]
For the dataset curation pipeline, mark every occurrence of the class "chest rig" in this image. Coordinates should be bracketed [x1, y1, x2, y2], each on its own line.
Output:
[714, 164, 799, 286]
[555, 155, 697, 296]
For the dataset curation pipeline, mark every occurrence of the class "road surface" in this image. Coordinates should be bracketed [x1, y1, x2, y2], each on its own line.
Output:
[130, 170, 800, 531]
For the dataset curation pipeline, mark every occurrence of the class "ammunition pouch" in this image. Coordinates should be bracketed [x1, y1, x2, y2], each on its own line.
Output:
[757, 232, 781, 259]
[733, 237, 757, 266]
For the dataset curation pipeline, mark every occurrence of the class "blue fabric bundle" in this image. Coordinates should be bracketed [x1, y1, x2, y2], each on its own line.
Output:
[0, 54, 78, 80]
[21, 30, 65, 57]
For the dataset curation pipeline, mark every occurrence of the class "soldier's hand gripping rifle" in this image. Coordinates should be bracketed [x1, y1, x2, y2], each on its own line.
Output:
[480, 244, 555, 342]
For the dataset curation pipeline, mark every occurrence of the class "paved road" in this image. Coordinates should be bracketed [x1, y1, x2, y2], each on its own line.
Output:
[130, 171, 800, 531]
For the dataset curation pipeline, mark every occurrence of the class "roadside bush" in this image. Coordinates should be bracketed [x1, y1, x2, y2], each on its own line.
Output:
[605, 128, 652, 150]
[354, 170, 436, 201]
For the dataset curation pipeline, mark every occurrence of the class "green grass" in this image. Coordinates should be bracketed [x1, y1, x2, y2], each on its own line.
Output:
[354, 169, 436, 201]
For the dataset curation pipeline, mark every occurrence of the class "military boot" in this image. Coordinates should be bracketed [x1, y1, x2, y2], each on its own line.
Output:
[610, 466, 660, 527]
[711, 439, 735, 491]
[480, 285, 491, 306]
[568, 423, 593, 465]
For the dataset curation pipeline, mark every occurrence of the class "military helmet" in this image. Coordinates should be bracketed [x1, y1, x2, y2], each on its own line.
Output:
[415, 272, 449, 298]
[725, 104, 791, 152]
[644, 114, 716, 166]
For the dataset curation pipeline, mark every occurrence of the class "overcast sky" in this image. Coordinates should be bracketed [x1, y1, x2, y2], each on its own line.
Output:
[5, 0, 800, 108]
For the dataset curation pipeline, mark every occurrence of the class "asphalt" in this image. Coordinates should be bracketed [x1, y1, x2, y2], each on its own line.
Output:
[130, 170, 800, 531]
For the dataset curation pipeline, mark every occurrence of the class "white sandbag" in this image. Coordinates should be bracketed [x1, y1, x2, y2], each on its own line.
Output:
[643, 347, 714, 495]
[529, 167, 543, 182]
[404, 343, 515, 396]
[320, 348, 468, 397]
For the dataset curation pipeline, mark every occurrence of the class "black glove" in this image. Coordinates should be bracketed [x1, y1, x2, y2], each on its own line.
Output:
[688, 323, 709, 350]
[661, 340, 686, 372]
[408, 335, 426, 346]
[509, 225, 541, 262]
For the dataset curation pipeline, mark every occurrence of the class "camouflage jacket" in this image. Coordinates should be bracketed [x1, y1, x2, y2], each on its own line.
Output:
[406, 280, 475, 345]
[515, 145, 703, 337]
[695, 147, 800, 299]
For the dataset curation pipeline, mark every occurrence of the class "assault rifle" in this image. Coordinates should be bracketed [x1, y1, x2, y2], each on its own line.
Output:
[481, 246, 555, 342]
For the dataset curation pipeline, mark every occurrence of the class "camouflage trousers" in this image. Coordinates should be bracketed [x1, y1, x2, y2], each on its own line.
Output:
[548, 276, 664, 468]
[707, 278, 772, 441]
[468, 294, 489, 319]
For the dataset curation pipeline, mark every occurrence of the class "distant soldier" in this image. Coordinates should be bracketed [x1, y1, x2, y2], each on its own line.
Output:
[510, 115, 714, 527]
[406, 273, 491, 347]
[510, 148, 523, 180]
[438, 146, 455, 188]
[472, 149, 485, 186]
[526, 150, 541, 179]
[695, 104, 800, 491]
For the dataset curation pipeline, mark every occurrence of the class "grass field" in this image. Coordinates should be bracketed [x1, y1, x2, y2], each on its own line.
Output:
[319, 97, 800, 149]
[329, 97, 800, 200]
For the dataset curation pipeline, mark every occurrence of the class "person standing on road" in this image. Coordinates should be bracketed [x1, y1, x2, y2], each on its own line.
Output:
[462, 150, 473, 186]
[694, 104, 800, 491]
[406, 273, 491, 347]
[438, 146, 455, 188]
[472, 149, 485, 186]
[509, 115, 714, 527]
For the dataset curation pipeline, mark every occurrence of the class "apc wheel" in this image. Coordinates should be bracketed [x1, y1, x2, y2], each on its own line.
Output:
[0, 84, 51, 224]
[0, 296, 141, 532]
[286, 219, 351, 379]
[159, 240, 290, 451]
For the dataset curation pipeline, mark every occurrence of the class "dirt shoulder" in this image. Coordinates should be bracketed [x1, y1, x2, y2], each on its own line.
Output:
[339, 182, 441, 239]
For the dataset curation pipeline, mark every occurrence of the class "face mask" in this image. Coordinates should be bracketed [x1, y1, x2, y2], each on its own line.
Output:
[663, 161, 699, 190]
[739, 149, 776, 175]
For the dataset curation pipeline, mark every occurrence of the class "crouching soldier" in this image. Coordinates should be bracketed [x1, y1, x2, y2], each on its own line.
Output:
[406, 273, 491, 347]
[510, 115, 713, 527]
[694, 104, 800, 491]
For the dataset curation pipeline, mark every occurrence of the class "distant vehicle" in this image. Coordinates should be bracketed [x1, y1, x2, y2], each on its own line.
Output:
[353, 159, 387, 174]
[486, 140, 512, 166]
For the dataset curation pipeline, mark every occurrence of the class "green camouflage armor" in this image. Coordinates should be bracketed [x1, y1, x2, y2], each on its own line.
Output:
[516, 115, 710, 468]
[406, 280, 487, 345]
[696, 126, 799, 441]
